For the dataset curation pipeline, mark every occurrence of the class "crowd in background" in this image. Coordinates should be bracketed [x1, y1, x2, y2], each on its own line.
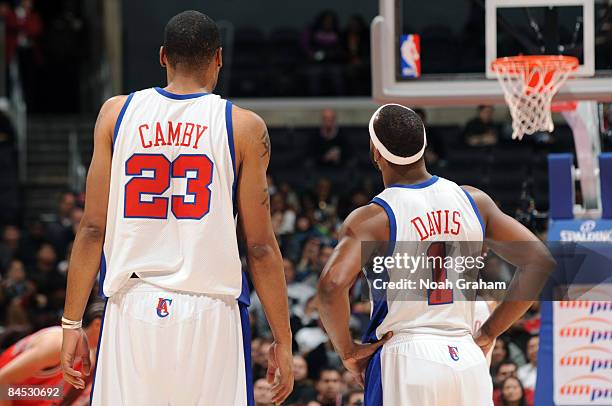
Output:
[0, 189, 542, 406]
[0, 108, 547, 406]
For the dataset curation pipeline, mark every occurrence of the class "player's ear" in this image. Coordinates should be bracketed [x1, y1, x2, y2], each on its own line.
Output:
[216, 47, 223, 68]
[159, 46, 167, 68]
[369, 141, 382, 171]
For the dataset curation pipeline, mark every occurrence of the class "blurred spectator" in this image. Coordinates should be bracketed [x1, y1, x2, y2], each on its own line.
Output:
[344, 389, 365, 406]
[494, 361, 518, 388]
[493, 361, 519, 405]
[38, 0, 87, 113]
[296, 237, 321, 281]
[252, 338, 273, 380]
[313, 110, 347, 168]
[295, 297, 327, 353]
[491, 338, 510, 374]
[463, 105, 499, 147]
[0, 225, 21, 271]
[5, 0, 43, 109]
[253, 378, 274, 406]
[285, 354, 317, 405]
[45, 192, 76, 259]
[19, 220, 46, 269]
[285, 258, 316, 311]
[414, 108, 446, 167]
[497, 376, 531, 406]
[57, 241, 73, 275]
[302, 10, 345, 95]
[29, 243, 65, 325]
[0, 259, 34, 326]
[314, 368, 342, 406]
[314, 178, 338, 223]
[303, 244, 334, 288]
[250, 257, 315, 338]
[342, 15, 370, 95]
[271, 193, 296, 236]
[517, 335, 538, 391]
[0, 108, 19, 224]
[342, 370, 361, 392]
[70, 206, 84, 235]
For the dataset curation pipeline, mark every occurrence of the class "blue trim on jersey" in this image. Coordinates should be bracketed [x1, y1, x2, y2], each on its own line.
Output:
[387, 175, 439, 189]
[154, 87, 209, 100]
[239, 302, 255, 406]
[371, 198, 397, 256]
[461, 188, 485, 238]
[113, 92, 135, 146]
[363, 197, 396, 343]
[364, 347, 383, 406]
[98, 252, 107, 298]
[238, 271, 251, 306]
[89, 299, 108, 404]
[225, 101, 238, 216]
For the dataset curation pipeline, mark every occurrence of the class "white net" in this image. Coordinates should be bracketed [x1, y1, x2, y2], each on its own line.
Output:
[492, 56, 578, 140]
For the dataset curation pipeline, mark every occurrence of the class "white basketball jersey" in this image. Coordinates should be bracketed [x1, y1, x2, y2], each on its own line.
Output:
[100, 87, 241, 298]
[364, 176, 485, 342]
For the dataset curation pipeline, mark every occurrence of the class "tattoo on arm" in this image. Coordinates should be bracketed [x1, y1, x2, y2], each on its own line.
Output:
[260, 129, 271, 158]
[261, 187, 270, 208]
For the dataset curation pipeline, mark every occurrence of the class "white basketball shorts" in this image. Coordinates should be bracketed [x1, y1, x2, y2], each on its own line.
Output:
[90, 279, 253, 406]
[364, 333, 493, 406]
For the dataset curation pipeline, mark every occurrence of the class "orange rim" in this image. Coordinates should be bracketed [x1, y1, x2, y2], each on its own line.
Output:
[491, 55, 579, 73]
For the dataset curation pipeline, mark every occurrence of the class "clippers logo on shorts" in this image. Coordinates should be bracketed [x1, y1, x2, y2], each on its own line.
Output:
[156, 298, 173, 318]
[448, 346, 459, 361]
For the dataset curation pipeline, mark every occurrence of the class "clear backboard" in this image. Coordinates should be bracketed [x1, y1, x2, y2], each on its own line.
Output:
[371, 0, 612, 106]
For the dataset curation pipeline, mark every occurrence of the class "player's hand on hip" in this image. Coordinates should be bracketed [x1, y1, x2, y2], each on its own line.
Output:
[61, 328, 91, 389]
[473, 327, 495, 357]
[341, 332, 392, 388]
[267, 341, 294, 405]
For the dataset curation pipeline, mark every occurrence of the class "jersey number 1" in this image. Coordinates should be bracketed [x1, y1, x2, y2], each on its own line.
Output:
[427, 242, 454, 305]
[124, 153, 213, 220]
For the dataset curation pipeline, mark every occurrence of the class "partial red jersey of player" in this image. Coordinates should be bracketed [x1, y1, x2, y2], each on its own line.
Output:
[0, 327, 64, 406]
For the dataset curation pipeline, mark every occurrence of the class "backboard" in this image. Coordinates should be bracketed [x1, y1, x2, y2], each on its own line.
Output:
[371, 0, 612, 106]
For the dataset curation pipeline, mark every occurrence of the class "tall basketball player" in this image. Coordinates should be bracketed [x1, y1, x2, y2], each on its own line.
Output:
[317, 104, 554, 405]
[60, 11, 293, 406]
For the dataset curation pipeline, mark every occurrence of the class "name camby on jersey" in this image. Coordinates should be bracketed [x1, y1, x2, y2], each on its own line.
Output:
[365, 176, 485, 341]
[101, 87, 241, 299]
[137, 121, 207, 150]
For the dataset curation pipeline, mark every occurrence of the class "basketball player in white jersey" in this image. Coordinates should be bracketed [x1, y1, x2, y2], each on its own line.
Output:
[317, 104, 554, 405]
[60, 11, 293, 405]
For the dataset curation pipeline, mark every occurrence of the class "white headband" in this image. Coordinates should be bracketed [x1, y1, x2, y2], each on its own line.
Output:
[369, 103, 427, 165]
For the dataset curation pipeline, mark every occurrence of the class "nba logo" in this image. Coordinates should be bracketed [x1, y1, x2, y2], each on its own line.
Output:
[156, 298, 172, 318]
[448, 346, 459, 361]
[400, 34, 421, 78]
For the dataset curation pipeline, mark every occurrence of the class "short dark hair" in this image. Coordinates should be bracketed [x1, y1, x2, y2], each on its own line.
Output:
[373, 105, 425, 159]
[318, 367, 340, 381]
[496, 360, 518, 372]
[83, 300, 105, 328]
[163, 10, 220, 69]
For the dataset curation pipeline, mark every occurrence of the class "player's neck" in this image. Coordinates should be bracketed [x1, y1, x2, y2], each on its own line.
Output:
[381, 161, 432, 187]
[165, 72, 214, 94]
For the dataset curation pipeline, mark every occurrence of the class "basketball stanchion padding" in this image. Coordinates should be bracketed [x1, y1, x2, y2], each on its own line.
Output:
[491, 55, 579, 140]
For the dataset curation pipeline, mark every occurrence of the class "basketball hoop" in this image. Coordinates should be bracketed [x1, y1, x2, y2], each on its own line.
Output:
[491, 55, 579, 140]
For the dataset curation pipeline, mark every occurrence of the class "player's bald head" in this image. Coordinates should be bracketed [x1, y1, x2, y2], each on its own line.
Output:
[163, 10, 220, 70]
[371, 105, 426, 160]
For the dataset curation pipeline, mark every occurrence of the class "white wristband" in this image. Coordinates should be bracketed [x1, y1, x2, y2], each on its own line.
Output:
[61, 316, 82, 330]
